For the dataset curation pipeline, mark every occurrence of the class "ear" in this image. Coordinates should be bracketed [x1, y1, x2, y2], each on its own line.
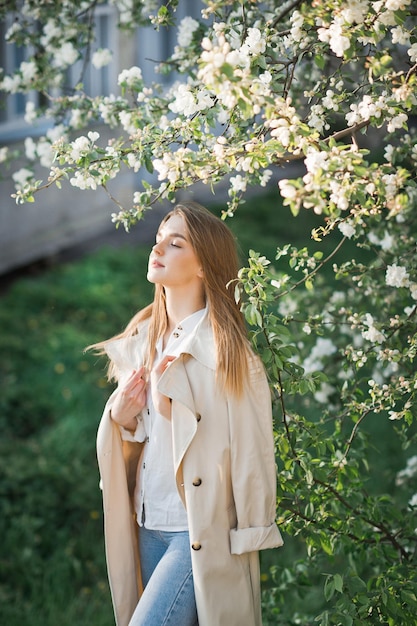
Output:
[197, 266, 204, 278]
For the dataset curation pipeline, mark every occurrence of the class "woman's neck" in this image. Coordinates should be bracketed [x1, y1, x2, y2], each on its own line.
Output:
[164, 288, 206, 332]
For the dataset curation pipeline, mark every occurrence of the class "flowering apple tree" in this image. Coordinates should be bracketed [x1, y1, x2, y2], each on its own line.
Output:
[1, 0, 417, 624]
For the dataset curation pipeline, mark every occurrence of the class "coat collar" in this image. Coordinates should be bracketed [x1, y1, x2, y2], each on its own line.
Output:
[172, 308, 216, 371]
[104, 308, 216, 374]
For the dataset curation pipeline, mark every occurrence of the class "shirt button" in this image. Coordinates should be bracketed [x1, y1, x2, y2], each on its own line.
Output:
[196, 413, 202, 422]
[192, 542, 201, 551]
[192, 477, 202, 486]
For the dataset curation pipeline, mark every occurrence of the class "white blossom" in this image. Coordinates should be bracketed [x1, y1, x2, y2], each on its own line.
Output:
[269, 119, 291, 146]
[278, 179, 298, 199]
[409, 282, 417, 300]
[409, 493, 417, 507]
[380, 231, 395, 251]
[127, 152, 141, 172]
[24, 137, 37, 160]
[99, 95, 121, 125]
[408, 43, 417, 63]
[341, 0, 368, 24]
[317, 18, 350, 57]
[260, 169, 273, 187]
[0, 73, 21, 93]
[229, 174, 247, 193]
[241, 28, 266, 56]
[385, 264, 410, 288]
[69, 136, 91, 161]
[397, 455, 417, 485]
[47, 124, 67, 144]
[330, 181, 349, 211]
[118, 66, 143, 87]
[37, 139, 55, 168]
[288, 11, 305, 45]
[159, 115, 170, 131]
[303, 337, 337, 373]
[20, 61, 37, 83]
[24, 101, 37, 124]
[52, 42, 78, 67]
[92, 48, 113, 69]
[308, 104, 328, 133]
[12, 167, 33, 188]
[119, 110, 136, 134]
[169, 84, 198, 116]
[384, 144, 395, 162]
[0, 147, 8, 163]
[304, 149, 328, 174]
[88, 131, 100, 143]
[362, 313, 385, 343]
[338, 221, 355, 238]
[70, 171, 98, 190]
[168, 84, 213, 117]
[385, 0, 412, 9]
[5, 21, 21, 41]
[346, 94, 386, 127]
[153, 148, 192, 183]
[387, 113, 407, 133]
[314, 382, 335, 404]
[388, 410, 402, 421]
[177, 16, 199, 47]
[391, 26, 411, 46]
[69, 108, 84, 129]
[322, 90, 339, 111]
[40, 19, 62, 45]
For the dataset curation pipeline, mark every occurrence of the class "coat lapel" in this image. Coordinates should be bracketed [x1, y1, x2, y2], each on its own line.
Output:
[157, 356, 197, 479]
[157, 312, 216, 477]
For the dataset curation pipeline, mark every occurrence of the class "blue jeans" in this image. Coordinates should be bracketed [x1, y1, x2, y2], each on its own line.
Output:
[128, 527, 198, 626]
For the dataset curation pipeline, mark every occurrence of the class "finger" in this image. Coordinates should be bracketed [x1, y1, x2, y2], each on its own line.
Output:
[159, 355, 176, 370]
[125, 368, 146, 388]
[136, 365, 147, 379]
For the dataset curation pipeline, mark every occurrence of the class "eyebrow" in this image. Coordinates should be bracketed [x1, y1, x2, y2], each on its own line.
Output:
[156, 231, 187, 241]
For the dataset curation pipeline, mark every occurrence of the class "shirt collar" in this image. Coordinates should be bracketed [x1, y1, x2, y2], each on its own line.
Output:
[158, 307, 207, 356]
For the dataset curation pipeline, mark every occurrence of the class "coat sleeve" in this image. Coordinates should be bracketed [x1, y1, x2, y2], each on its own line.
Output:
[228, 355, 283, 555]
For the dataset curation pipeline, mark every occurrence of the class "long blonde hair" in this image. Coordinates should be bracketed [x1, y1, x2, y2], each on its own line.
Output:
[90, 201, 250, 395]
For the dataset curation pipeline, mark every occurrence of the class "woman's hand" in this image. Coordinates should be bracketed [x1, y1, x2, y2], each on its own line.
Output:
[110, 366, 148, 432]
[150, 355, 176, 420]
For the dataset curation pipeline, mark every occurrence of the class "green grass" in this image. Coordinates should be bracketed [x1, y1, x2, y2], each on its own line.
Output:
[0, 191, 407, 624]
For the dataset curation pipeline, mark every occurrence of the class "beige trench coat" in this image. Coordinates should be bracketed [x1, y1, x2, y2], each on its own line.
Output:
[96, 312, 283, 626]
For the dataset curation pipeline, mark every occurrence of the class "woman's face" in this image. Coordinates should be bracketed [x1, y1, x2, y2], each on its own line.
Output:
[147, 213, 204, 290]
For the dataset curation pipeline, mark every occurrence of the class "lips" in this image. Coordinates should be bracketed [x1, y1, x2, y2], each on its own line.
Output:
[150, 258, 164, 268]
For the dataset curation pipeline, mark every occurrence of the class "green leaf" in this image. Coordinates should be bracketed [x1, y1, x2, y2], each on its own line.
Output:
[324, 576, 335, 601]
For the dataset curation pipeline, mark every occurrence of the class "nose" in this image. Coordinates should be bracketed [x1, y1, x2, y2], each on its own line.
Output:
[152, 241, 163, 255]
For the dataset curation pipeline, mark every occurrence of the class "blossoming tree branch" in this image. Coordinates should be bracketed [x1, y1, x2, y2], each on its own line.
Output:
[1, 0, 417, 623]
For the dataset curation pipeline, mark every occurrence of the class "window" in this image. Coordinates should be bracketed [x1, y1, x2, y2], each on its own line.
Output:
[0, 4, 118, 140]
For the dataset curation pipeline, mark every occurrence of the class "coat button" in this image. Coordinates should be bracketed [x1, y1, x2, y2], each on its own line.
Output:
[192, 542, 201, 551]
[196, 413, 202, 422]
[192, 477, 202, 486]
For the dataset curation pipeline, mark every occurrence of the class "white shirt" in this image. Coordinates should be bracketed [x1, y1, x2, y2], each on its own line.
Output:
[121, 308, 206, 531]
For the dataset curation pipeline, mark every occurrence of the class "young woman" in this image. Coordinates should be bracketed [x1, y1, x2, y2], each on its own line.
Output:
[93, 201, 283, 626]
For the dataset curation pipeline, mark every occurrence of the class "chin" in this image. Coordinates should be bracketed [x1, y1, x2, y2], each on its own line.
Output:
[147, 271, 162, 284]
